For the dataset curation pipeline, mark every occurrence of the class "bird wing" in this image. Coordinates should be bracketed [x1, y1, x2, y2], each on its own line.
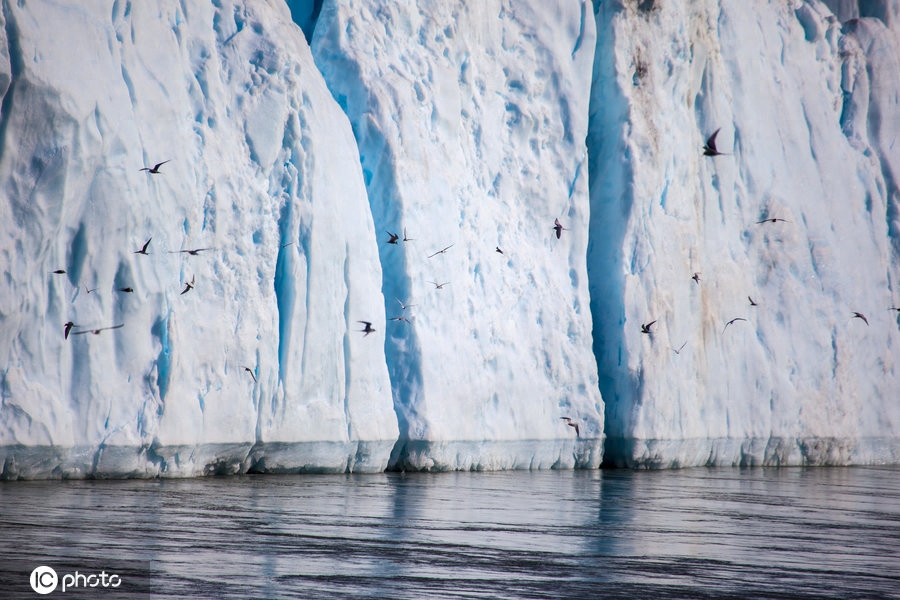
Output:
[706, 128, 721, 150]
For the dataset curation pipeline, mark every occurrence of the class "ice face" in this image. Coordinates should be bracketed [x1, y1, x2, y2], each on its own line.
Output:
[587, 0, 900, 467]
[2, 0, 900, 478]
[0, 0, 396, 478]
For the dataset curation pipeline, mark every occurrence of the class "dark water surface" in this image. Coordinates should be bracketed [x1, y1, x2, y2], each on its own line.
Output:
[2, 467, 899, 599]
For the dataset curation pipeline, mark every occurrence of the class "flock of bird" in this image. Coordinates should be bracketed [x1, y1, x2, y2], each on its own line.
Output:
[633, 128, 896, 357]
[54, 161, 258, 383]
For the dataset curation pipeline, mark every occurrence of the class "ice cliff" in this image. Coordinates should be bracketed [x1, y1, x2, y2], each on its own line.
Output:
[1, 0, 899, 478]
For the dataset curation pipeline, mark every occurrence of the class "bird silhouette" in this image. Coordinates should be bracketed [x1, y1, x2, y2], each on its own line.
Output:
[672, 341, 687, 354]
[757, 217, 791, 224]
[889, 307, 900, 312]
[180, 275, 195, 295]
[134, 238, 152, 255]
[72, 323, 124, 336]
[242, 366, 257, 383]
[358, 321, 376, 336]
[140, 160, 169, 174]
[403, 229, 414, 242]
[51, 269, 66, 275]
[495, 246, 504, 254]
[852, 312, 869, 326]
[748, 296, 758, 306]
[723, 317, 747, 333]
[84, 285, 97, 294]
[429, 281, 450, 289]
[281, 241, 295, 248]
[169, 248, 210, 256]
[119, 287, 134, 293]
[386, 231, 399, 244]
[389, 316, 411, 323]
[427, 244, 454, 258]
[553, 218, 567, 239]
[641, 320, 657, 334]
[703, 128, 729, 156]
[560, 417, 580, 438]
[692, 272, 701, 285]
[64, 321, 78, 339]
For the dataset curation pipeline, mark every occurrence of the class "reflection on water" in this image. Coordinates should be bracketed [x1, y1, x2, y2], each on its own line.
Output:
[2, 467, 898, 599]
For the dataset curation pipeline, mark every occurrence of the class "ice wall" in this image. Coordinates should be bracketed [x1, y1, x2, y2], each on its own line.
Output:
[0, 0, 397, 478]
[311, 0, 604, 470]
[588, 0, 900, 467]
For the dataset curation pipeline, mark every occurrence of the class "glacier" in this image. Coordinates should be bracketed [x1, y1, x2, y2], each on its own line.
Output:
[1, 0, 899, 478]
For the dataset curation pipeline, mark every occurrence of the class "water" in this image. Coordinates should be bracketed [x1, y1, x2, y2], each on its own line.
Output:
[2, 467, 899, 599]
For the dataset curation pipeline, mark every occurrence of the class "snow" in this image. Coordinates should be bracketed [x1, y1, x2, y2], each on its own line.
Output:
[1, 0, 900, 478]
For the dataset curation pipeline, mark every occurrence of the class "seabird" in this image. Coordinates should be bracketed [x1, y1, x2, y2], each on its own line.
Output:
[281, 241, 295, 248]
[242, 366, 257, 383]
[641, 320, 657, 334]
[180, 275, 195, 295]
[748, 296, 758, 306]
[64, 321, 78, 339]
[386, 231, 399, 244]
[395, 298, 416, 310]
[84, 285, 97, 294]
[723, 317, 747, 333]
[140, 160, 170, 174]
[496, 246, 504, 254]
[553, 218, 568, 239]
[119, 287, 134, 293]
[852, 312, 869, 326]
[358, 321, 376, 336]
[134, 238, 152, 255]
[72, 323, 124, 336]
[889, 307, 900, 312]
[560, 417, 580, 438]
[672, 341, 687, 354]
[389, 316, 410, 323]
[427, 244, 454, 258]
[703, 128, 729, 156]
[429, 281, 450, 289]
[757, 217, 791, 224]
[51, 269, 66, 275]
[403, 229, 414, 242]
[169, 248, 210, 256]
[692, 272, 701, 285]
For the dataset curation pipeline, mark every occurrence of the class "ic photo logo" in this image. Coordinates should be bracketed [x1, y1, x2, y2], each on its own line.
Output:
[29, 565, 122, 594]
[29, 566, 57, 595]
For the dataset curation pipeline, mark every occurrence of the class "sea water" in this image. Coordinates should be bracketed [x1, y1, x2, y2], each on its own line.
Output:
[2, 467, 898, 599]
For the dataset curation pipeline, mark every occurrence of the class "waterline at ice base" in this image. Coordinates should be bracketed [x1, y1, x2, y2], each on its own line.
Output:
[2, 0, 899, 478]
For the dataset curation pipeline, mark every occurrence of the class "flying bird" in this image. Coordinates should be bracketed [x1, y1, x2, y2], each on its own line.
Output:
[723, 317, 747, 333]
[281, 241, 295, 248]
[72, 323, 124, 336]
[51, 269, 66, 275]
[757, 217, 791, 224]
[703, 128, 729, 156]
[358, 321, 375, 336]
[852, 312, 869, 326]
[496, 246, 504, 254]
[553, 218, 568, 239]
[134, 238, 152, 255]
[641, 320, 657, 334]
[560, 417, 580, 438]
[169, 248, 210, 256]
[84, 285, 97, 294]
[389, 316, 411, 323]
[119, 287, 134, 293]
[386, 231, 399, 244]
[427, 244, 454, 258]
[429, 281, 450, 289]
[140, 160, 169, 174]
[403, 229, 414, 242]
[64, 321, 78, 339]
[180, 275, 195, 295]
[395, 298, 416, 310]
[889, 307, 900, 312]
[692, 272, 701, 285]
[242, 366, 257, 383]
[748, 296, 758, 306]
[672, 341, 687, 354]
